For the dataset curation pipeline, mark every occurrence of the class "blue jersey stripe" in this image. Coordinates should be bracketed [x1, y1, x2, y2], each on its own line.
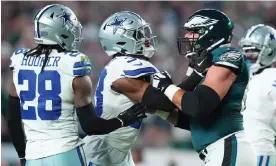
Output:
[95, 69, 107, 117]
[73, 69, 91, 76]
[36, 5, 57, 38]
[258, 156, 264, 166]
[266, 156, 270, 166]
[76, 147, 85, 166]
[123, 67, 156, 77]
[73, 61, 91, 68]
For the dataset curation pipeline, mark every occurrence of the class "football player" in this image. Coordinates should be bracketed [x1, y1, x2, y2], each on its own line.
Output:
[240, 24, 276, 166]
[6, 5, 147, 166]
[152, 9, 257, 166]
[83, 11, 176, 166]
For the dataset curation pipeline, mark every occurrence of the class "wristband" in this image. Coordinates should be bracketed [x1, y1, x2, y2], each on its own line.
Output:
[154, 110, 170, 120]
[164, 84, 181, 101]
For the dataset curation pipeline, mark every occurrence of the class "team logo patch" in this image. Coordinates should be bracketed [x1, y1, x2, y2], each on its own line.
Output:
[219, 51, 242, 61]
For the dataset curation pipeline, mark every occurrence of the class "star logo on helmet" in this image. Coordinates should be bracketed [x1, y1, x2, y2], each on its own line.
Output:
[270, 33, 275, 40]
[107, 16, 127, 34]
[57, 9, 71, 26]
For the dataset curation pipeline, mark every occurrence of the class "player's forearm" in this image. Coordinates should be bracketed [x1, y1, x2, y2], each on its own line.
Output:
[6, 96, 26, 158]
[178, 71, 203, 91]
[141, 85, 176, 112]
[76, 102, 121, 135]
[86, 118, 121, 135]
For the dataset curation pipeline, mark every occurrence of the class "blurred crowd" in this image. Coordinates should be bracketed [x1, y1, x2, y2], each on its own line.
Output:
[2, 1, 276, 166]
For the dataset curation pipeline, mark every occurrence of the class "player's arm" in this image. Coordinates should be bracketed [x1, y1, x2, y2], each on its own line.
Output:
[154, 70, 203, 130]
[74, 76, 146, 135]
[160, 65, 236, 118]
[112, 77, 176, 112]
[6, 77, 26, 162]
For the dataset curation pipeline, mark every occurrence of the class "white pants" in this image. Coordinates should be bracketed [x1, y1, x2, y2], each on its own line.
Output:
[83, 136, 135, 166]
[199, 131, 257, 166]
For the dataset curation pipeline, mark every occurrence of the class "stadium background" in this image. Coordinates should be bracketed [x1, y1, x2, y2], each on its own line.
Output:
[1, 1, 276, 166]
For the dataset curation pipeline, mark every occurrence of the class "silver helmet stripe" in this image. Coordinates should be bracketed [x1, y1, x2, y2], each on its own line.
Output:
[246, 25, 263, 38]
[35, 4, 57, 38]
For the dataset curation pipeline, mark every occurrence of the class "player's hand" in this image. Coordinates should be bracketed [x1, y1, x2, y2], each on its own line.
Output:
[152, 71, 173, 92]
[20, 158, 26, 166]
[117, 103, 147, 127]
[188, 51, 212, 77]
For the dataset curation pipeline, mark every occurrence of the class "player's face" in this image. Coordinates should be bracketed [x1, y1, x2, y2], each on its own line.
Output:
[184, 32, 199, 40]
[184, 32, 199, 55]
[244, 49, 259, 63]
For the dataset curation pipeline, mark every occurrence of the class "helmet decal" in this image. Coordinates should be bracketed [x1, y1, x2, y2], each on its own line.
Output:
[185, 15, 219, 28]
[106, 16, 127, 34]
[57, 8, 72, 26]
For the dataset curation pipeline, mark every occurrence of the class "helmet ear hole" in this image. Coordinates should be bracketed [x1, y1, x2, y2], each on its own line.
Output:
[61, 34, 69, 39]
[116, 42, 126, 46]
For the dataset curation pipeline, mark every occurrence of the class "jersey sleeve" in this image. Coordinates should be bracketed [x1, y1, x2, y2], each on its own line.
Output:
[118, 58, 158, 79]
[10, 48, 30, 71]
[211, 47, 244, 73]
[62, 52, 92, 77]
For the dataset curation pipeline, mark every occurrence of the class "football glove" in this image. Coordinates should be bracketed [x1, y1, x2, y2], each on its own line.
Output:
[117, 103, 147, 127]
[188, 51, 213, 77]
[152, 71, 173, 92]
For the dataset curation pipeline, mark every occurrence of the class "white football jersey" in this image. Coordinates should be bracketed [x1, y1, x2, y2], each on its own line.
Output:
[83, 56, 158, 165]
[243, 68, 276, 155]
[10, 48, 91, 159]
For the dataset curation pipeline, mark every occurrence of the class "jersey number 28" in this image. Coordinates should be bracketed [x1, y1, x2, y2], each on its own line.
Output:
[18, 70, 62, 120]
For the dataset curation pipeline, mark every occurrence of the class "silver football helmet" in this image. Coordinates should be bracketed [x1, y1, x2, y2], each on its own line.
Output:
[239, 24, 276, 74]
[34, 4, 82, 51]
[99, 11, 157, 58]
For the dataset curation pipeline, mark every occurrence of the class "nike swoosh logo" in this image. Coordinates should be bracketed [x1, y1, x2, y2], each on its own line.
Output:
[133, 62, 143, 66]
[197, 60, 204, 66]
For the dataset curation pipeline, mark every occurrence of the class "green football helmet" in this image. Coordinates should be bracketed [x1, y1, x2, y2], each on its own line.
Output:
[177, 9, 234, 57]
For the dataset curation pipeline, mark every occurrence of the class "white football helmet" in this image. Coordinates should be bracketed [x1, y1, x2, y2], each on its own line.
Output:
[99, 11, 157, 59]
[239, 24, 276, 74]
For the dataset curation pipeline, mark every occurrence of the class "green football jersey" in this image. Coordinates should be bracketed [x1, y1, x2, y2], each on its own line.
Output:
[190, 46, 249, 152]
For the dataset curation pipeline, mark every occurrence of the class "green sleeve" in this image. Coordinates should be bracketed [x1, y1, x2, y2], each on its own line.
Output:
[211, 47, 244, 73]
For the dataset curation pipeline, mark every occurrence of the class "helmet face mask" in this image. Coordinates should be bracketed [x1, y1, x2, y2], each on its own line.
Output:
[99, 11, 157, 59]
[177, 30, 199, 58]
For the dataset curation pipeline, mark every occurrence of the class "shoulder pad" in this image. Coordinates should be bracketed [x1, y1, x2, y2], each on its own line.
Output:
[13, 48, 30, 56]
[211, 47, 244, 72]
[62, 52, 92, 77]
[119, 57, 158, 78]
[10, 48, 30, 71]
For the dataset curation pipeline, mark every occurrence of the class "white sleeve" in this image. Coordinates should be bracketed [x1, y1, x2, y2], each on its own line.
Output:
[10, 48, 30, 71]
[106, 57, 158, 94]
[119, 58, 158, 78]
[60, 52, 92, 77]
